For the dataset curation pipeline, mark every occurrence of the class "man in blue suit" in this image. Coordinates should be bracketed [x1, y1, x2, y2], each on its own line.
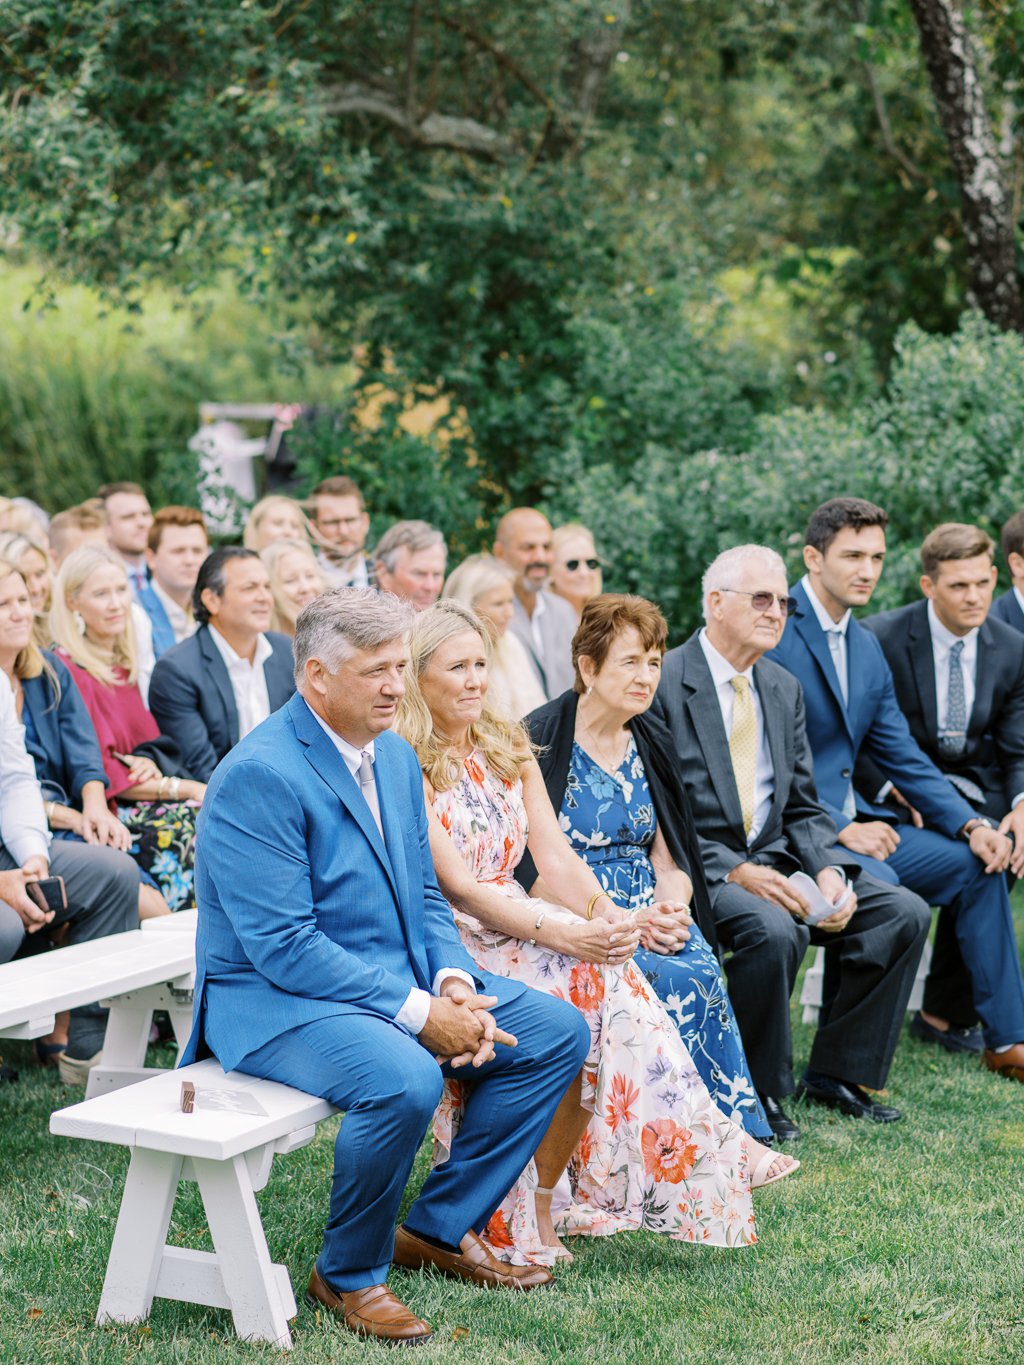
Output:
[181, 588, 589, 1345]
[769, 497, 1024, 1087]
[990, 510, 1024, 634]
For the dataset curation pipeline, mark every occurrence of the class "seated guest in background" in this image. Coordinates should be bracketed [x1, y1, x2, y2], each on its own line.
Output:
[443, 554, 545, 719]
[494, 508, 577, 702]
[49, 502, 108, 568]
[149, 547, 294, 783]
[0, 531, 52, 651]
[307, 476, 373, 588]
[97, 481, 153, 597]
[373, 520, 446, 612]
[0, 667, 140, 1086]
[769, 498, 1024, 1086]
[0, 496, 47, 541]
[261, 538, 327, 636]
[49, 547, 204, 912]
[858, 522, 1024, 1056]
[399, 602, 793, 1266]
[652, 545, 931, 1138]
[134, 505, 208, 659]
[548, 524, 603, 623]
[990, 509, 1024, 633]
[242, 494, 311, 552]
[182, 589, 589, 1342]
[522, 593, 771, 1141]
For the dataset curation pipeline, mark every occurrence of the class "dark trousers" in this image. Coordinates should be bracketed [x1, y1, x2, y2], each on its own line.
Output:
[842, 825, 1024, 1049]
[0, 840, 140, 1058]
[236, 986, 590, 1292]
[710, 870, 930, 1097]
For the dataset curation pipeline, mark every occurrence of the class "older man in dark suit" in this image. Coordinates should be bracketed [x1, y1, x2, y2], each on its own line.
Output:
[859, 523, 1024, 1052]
[651, 544, 930, 1141]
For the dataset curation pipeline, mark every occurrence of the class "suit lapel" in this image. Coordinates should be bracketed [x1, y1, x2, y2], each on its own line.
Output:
[792, 585, 853, 739]
[200, 627, 241, 744]
[752, 660, 786, 828]
[972, 619, 998, 736]
[906, 603, 939, 734]
[681, 641, 747, 835]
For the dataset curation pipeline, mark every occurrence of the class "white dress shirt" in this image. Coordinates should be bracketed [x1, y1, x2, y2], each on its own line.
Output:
[526, 589, 548, 662]
[305, 701, 474, 1035]
[698, 630, 775, 842]
[801, 574, 852, 703]
[209, 627, 273, 739]
[0, 673, 50, 866]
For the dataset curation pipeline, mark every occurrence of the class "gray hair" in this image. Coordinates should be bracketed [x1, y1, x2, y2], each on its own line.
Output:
[293, 587, 414, 685]
[701, 544, 787, 622]
[373, 520, 446, 573]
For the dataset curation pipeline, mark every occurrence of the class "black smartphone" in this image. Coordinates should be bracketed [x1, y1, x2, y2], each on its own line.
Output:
[27, 876, 67, 913]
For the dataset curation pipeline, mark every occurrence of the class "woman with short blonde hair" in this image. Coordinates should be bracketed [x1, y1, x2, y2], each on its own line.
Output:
[0, 530, 53, 652]
[442, 554, 544, 719]
[243, 495, 312, 551]
[549, 523, 602, 621]
[260, 538, 327, 635]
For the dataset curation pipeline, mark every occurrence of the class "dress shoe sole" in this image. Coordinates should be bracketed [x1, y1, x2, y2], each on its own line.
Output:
[392, 1257, 552, 1291]
[796, 1087, 901, 1123]
[304, 1293, 432, 1346]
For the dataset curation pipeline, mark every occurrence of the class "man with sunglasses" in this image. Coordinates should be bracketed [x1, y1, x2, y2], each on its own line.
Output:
[652, 545, 930, 1142]
[769, 498, 1024, 1086]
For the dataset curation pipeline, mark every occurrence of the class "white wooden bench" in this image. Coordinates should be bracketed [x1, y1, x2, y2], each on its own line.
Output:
[50, 1059, 338, 1349]
[800, 941, 931, 1024]
[0, 926, 196, 1096]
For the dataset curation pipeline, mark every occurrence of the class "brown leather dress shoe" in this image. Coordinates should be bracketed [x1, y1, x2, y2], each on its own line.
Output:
[306, 1264, 432, 1345]
[982, 1043, 1024, 1082]
[393, 1226, 554, 1291]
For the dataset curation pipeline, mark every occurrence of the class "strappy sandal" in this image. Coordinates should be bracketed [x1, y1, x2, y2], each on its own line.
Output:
[750, 1150, 801, 1190]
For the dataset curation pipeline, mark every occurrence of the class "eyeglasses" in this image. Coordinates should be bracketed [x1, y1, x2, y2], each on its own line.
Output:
[719, 588, 796, 616]
[564, 558, 600, 572]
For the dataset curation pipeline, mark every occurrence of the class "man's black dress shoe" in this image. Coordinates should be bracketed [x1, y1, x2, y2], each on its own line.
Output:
[757, 1093, 801, 1143]
[909, 1011, 984, 1055]
[797, 1072, 901, 1122]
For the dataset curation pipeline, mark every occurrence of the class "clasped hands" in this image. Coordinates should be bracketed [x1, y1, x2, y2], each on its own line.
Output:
[634, 899, 692, 955]
[419, 978, 518, 1071]
[727, 863, 857, 933]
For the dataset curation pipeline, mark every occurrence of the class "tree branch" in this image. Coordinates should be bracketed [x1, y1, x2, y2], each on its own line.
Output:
[322, 81, 509, 158]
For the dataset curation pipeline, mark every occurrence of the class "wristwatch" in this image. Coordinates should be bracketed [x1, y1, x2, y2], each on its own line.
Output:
[960, 816, 995, 842]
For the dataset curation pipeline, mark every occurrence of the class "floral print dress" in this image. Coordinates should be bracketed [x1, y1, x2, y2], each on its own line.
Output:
[561, 739, 771, 1141]
[431, 749, 756, 1264]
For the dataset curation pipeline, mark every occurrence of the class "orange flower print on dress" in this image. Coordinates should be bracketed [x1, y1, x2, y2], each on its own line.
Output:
[568, 961, 604, 1013]
[641, 1118, 698, 1184]
[605, 1072, 640, 1133]
[485, 1209, 515, 1250]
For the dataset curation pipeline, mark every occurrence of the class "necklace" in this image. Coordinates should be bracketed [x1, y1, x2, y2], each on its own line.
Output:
[576, 706, 629, 775]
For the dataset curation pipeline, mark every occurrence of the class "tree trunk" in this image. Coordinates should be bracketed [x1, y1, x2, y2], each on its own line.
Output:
[907, 0, 1022, 331]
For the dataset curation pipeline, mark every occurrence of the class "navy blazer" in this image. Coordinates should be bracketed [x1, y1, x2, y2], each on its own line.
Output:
[990, 588, 1024, 634]
[22, 652, 108, 804]
[767, 580, 974, 839]
[148, 625, 296, 783]
[180, 693, 524, 1072]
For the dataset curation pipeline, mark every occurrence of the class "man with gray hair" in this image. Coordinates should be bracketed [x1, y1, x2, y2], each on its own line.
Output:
[372, 520, 447, 612]
[182, 587, 590, 1344]
[650, 545, 930, 1142]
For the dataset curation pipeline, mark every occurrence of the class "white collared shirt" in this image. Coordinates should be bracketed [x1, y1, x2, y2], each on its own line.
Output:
[801, 574, 852, 703]
[927, 600, 978, 734]
[0, 672, 50, 866]
[152, 578, 196, 645]
[698, 630, 775, 843]
[209, 627, 274, 739]
[304, 700, 473, 1035]
[527, 588, 548, 662]
[317, 551, 370, 590]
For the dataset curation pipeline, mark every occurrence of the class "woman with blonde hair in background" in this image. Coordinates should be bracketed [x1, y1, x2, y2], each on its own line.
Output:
[549, 524, 602, 621]
[0, 530, 53, 651]
[443, 554, 545, 719]
[260, 538, 326, 635]
[242, 494, 311, 551]
[50, 546, 206, 911]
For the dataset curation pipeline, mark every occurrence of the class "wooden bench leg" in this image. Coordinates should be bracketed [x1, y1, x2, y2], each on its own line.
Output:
[192, 1153, 296, 1349]
[97, 1147, 181, 1327]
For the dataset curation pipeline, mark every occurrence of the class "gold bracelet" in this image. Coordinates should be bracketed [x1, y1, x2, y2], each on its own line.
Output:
[168, 776, 181, 801]
[585, 891, 608, 921]
[45, 800, 55, 825]
[157, 776, 169, 798]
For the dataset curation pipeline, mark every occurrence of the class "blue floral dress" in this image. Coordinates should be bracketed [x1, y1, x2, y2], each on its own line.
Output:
[560, 739, 771, 1140]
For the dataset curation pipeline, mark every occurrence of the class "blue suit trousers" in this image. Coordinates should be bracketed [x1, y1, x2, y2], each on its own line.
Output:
[236, 986, 590, 1291]
[841, 826, 1024, 1049]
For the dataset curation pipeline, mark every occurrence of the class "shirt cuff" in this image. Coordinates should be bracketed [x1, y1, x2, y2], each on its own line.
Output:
[431, 968, 475, 996]
[395, 987, 432, 1036]
[1011, 792, 1024, 812]
[875, 780, 893, 803]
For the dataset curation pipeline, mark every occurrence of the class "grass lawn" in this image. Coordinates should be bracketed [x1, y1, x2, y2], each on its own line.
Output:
[2, 907, 1023, 1365]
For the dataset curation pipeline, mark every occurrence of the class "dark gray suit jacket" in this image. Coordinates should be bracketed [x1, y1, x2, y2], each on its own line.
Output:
[650, 633, 848, 888]
[508, 590, 578, 701]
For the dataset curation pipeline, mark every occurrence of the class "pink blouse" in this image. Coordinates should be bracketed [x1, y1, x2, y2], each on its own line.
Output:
[54, 649, 160, 801]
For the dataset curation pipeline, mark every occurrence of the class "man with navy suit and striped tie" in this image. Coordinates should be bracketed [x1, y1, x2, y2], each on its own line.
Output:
[181, 588, 589, 1345]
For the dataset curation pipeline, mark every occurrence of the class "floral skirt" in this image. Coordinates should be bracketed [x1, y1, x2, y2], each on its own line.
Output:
[433, 888, 756, 1265]
[118, 800, 199, 912]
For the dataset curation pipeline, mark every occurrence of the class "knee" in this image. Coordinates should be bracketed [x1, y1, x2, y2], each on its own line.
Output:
[896, 889, 932, 947]
[0, 905, 25, 964]
[750, 910, 806, 965]
[401, 1056, 446, 1127]
[536, 992, 591, 1067]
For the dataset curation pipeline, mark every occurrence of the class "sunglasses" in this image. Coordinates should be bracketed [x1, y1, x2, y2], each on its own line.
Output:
[720, 588, 797, 616]
[564, 558, 601, 572]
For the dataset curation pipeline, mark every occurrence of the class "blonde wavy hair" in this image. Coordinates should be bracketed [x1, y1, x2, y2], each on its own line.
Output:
[0, 530, 53, 652]
[243, 495, 314, 551]
[0, 557, 61, 702]
[50, 545, 139, 685]
[260, 537, 327, 634]
[396, 599, 533, 792]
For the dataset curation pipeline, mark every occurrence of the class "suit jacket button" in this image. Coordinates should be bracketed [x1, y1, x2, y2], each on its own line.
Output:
[841, 768, 850, 778]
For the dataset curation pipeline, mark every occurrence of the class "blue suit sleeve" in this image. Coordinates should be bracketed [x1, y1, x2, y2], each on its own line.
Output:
[149, 654, 221, 783]
[200, 758, 416, 1018]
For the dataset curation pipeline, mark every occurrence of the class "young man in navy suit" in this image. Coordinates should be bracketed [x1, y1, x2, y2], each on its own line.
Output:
[990, 509, 1024, 634]
[182, 588, 589, 1345]
[769, 498, 1024, 1087]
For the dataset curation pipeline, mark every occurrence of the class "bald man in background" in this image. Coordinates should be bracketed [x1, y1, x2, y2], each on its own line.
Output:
[494, 508, 577, 701]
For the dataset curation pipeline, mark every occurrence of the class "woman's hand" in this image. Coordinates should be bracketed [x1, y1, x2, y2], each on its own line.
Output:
[635, 900, 692, 955]
[116, 753, 162, 785]
[81, 797, 132, 850]
[556, 915, 640, 966]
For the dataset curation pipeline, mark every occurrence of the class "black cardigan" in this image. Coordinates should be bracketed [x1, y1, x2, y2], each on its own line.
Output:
[519, 689, 718, 955]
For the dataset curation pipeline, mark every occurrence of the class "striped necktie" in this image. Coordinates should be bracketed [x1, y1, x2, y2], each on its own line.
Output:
[729, 676, 757, 837]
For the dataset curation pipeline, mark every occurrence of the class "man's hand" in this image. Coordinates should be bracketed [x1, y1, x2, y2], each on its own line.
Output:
[726, 863, 809, 920]
[0, 867, 52, 932]
[998, 804, 1024, 877]
[889, 787, 924, 829]
[814, 868, 858, 934]
[426, 981, 517, 1069]
[970, 825, 1012, 875]
[635, 901, 692, 956]
[836, 820, 900, 860]
[81, 799, 132, 851]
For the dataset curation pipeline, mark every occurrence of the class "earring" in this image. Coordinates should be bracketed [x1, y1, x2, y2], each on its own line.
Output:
[73, 610, 86, 636]
[586, 686, 592, 696]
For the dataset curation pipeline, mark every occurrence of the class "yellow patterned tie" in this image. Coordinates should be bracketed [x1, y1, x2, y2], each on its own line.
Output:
[729, 675, 757, 837]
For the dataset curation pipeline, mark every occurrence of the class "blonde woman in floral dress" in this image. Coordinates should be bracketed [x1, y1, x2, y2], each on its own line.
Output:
[397, 602, 797, 1267]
